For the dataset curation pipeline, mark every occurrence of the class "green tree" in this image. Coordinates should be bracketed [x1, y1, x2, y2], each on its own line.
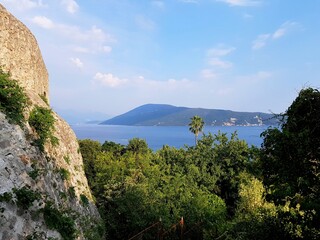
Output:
[189, 115, 204, 145]
[260, 88, 320, 238]
[126, 138, 150, 155]
[101, 140, 125, 156]
[78, 139, 102, 188]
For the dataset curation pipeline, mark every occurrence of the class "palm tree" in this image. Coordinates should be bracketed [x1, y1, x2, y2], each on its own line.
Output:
[189, 115, 204, 145]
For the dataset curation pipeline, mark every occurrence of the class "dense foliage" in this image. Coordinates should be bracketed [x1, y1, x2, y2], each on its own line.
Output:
[79, 87, 320, 239]
[260, 87, 320, 239]
[80, 133, 252, 239]
[42, 202, 77, 240]
[0, 69, 28, 126]
[29, 106, 58, 151]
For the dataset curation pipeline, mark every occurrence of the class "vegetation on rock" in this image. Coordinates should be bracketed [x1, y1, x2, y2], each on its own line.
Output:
[42, 202, 77, 240]
[29, 106, 58, 151]
[0, 69, 28, 126]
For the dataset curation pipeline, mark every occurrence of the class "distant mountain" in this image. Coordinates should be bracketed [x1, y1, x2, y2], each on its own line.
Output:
[100, 104, 278, 126]
[54, 108, 112, 125]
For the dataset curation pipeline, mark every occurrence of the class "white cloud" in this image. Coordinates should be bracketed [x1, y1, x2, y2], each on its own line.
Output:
[94, 73, 127, 88]
[2, 0, 45, 11]
[252, 21, 300, 50]
[201, 69, 218, 79]
[61, 0, 79, 14]
[204, 45, 235, 72]
[132, 76, 193, 91]
[73, 46, 90, 53]
[102, 46, 112, 53]
[252, 34, 270, 50]
[272, 21, 298, 39]
[208, 58, 233, 69]
[31, 16, 54, 29]
[207, 46, 236, 57]
[70, 57, 83, 68]
[151, 1, 165, 9]
[135, 15, 155, 31]
[93, 73, 193, 91]
[55, 24, 115, 54]
[216, 0, 261, 7]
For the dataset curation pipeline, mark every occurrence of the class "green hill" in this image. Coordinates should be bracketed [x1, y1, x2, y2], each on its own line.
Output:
[100, 104, 278, 126]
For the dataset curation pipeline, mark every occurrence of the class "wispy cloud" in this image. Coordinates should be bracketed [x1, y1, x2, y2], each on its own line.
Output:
[70, 57, 83, 68]
[207, 45, 236, 57]
[31, 16, 54, 29]
[135, 15, 155, 31]
[272, 21, 299, 39]
[208, 58, 233, 69]
[102, 46, 112, 53]
[252, 21, 300, 50]
[200, 45, 235, 79]
[216, 0, 261, 7]
[30, 15, 116, 54]
[151, 1, 165, 9]
[94, 73, 128, 88]
[60, 0, 79, 14]
[201, 69, 218, 79]
[93, 73, 193, 91]
[252, 34, 270, 50]
[2, 0, 45, 11]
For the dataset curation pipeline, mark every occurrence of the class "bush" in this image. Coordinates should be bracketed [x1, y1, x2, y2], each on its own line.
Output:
[68, 187, 76, 199]
[29, 106, 58, 151]
[39, 93, 49, 106]
[0, 69, 28, 126]
[59, 168, 70, 181]
[42, 202, 77, 240]
[13, 186, 41, 209]
[0, 192, 13, 203]
[80, 194, 89, 206]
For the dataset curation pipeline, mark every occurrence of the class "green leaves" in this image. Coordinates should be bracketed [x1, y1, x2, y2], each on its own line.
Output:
[80, 134, 254, 239]
[29, 106, 57, 151]
[0, 69, 28, 126]
[189, 115, 204, 144]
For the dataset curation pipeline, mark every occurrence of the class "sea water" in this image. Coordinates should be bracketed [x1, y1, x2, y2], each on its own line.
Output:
[71, 124, 271, 151]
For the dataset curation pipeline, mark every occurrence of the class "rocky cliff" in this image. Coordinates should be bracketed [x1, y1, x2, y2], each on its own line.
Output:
[0, 4, 49, 101]
[0, 4, 102, 240]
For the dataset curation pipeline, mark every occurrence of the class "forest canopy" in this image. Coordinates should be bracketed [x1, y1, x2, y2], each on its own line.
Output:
[79, 88, 320, 240]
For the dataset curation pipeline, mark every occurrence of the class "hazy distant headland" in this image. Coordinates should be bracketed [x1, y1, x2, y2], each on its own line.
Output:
[100, 104, 278, 126]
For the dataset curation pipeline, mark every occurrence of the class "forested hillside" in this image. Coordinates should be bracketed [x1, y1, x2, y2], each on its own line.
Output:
[101, 104, 278, 126]
[80, 88, 320, 239]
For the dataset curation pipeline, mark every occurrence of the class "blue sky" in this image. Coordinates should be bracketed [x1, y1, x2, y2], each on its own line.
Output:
[2, 0, 320, 117]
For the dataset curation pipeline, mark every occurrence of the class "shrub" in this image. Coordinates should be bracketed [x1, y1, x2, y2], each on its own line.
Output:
[80, 194, 89, 206]
[29, 106, 58, 151]
[64, 155, 71, 165]
[68, 187, 76, 199]
[0, 192, 13, 203]
[42, 202, 77, 240]
[28, 164, 41, 180]
[39, 93, 49, 106]
[13, 186, 41, 209]
[0, 69, 28, 126]
[59, 168, 70, 181]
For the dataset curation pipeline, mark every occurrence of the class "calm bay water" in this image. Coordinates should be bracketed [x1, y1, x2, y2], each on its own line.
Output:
[71, 124, 269, 151]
